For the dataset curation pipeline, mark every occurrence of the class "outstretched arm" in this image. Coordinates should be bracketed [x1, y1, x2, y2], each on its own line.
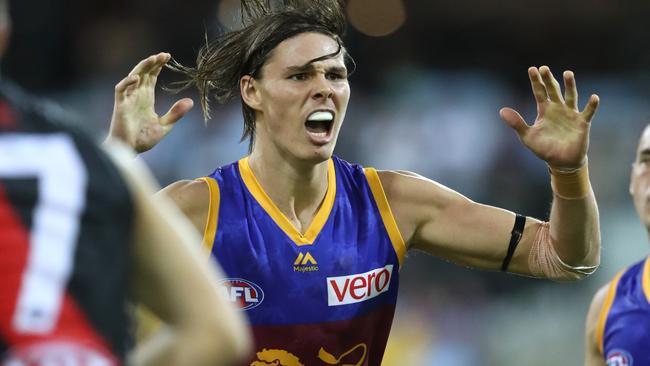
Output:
[106, 53, 194, 153]
[382, 66, 600, 280]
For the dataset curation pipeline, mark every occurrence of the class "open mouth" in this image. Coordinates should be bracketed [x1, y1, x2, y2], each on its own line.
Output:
[305, 110, 335, 138]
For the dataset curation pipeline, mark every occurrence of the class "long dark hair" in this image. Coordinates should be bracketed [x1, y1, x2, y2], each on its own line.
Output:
[168, 0, 354, 151]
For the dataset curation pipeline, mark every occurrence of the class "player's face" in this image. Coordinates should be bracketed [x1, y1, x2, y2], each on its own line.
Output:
[252, 32, 350, 163]
[631, 125, 650, 229]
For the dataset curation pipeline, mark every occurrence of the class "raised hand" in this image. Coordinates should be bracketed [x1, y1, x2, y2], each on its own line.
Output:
[499, 66, 599, 170]
[107, 53, 194, 153]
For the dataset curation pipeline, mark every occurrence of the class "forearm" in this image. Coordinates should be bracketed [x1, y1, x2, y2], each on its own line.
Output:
[111, 146, 250, 364]
[129, 326, 245, 366]
[547, 164, 600, 267]
[130, 182, 251, 364]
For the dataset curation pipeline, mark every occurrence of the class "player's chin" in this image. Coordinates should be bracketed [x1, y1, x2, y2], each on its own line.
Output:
[309, 148, 335, 164]
[297, 143, 335, 165]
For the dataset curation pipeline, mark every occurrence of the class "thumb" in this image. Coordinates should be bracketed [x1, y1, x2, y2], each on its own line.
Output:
[499, 107, 528, 137]
[161, 98, 194, 126]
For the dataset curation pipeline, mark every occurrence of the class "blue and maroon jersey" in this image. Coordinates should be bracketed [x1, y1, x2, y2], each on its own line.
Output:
[597, 256, 650, 366]
[201, 155, 406, 366]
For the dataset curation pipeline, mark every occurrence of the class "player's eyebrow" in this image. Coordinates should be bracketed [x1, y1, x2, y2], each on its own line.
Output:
[285, 64, 347, 75]
[639, 148, 650, 157]
[326, 66, 348, 75]
[285, 64, 316, 74]
[285, 45, 348, 75]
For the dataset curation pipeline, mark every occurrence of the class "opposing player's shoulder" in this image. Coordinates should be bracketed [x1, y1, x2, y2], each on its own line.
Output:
[158, 179, 210, 233]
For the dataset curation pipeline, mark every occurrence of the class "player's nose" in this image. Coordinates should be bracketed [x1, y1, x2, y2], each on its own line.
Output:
[311, 75, 334, 100]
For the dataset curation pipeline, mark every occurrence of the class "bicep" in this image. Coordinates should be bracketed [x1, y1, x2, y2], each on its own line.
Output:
[416, 197, 538, 271]
[381, 170, 543, 273]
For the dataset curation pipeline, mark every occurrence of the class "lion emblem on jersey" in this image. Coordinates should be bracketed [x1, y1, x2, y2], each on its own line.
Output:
[250, 348, 304, 366]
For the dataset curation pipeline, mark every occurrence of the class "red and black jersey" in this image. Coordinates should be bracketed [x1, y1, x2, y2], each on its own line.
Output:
[0, 81, 134, 365]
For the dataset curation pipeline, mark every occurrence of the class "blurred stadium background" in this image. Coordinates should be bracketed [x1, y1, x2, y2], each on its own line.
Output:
[6, 0, 650, 364]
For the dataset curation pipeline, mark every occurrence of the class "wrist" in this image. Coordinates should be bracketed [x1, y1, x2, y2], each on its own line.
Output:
[547, 157, 587, 174]
[104, 134, 138, 154]
[548, 159, 591, 200]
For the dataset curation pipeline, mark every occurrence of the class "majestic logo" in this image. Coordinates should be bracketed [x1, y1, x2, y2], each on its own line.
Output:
[293, 252, 319, 272]
[327, 265, 393, 306]
[218, 278, 264, 311]
[606, 350, 633, 366]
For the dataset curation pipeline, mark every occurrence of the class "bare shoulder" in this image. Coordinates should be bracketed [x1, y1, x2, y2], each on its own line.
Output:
[159, 179, 210, 206]
[587, 283, 610, 325]
[158, 179, 211, 233]
[593, 283, 611, 306]
[585, 283, 611, 365]
[373, 170, 471, 246]
[374, 169, 469, 210]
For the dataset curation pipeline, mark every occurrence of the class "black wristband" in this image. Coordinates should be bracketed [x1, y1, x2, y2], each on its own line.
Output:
[500, 214, 526, 272]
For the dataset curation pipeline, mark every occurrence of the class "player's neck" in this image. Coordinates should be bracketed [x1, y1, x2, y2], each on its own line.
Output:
[248, 147, 330, 234]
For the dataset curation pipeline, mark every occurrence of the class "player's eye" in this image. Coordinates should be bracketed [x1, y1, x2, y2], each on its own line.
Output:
[326, 72, 346, 81]
[290, 73, 309, 81]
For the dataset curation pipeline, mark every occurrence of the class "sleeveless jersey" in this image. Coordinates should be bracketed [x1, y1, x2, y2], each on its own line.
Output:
[202, 156, 406, 366]
[0, 81, 133, 364]
[597, 256, 650, 366]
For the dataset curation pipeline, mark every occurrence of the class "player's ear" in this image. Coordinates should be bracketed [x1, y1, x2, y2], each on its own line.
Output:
[240, 75, 261, 111]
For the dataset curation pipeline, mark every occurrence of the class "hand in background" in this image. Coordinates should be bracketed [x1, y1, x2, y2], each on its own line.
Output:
[500, 66, 599, 170]
[108, 53, 194, 153]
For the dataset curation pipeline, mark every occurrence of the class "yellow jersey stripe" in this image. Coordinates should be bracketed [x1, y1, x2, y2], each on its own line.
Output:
[641, 257, 650, 303]
[363, 168, 406, 267]
[238, 157, 336, 246]
[197, 177, 220, 253]
[596, 271, 624, 355]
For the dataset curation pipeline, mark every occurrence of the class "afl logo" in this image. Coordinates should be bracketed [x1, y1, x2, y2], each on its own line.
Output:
[606, 349, 633, 366]
[218, 278, 264, 311]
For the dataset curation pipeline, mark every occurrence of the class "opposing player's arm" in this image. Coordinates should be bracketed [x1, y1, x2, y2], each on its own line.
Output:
[585, 284, 608, 366]
[104, 143, 251, 366]
[379, 168, 599, 280]
[132, 180, 212, 344]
